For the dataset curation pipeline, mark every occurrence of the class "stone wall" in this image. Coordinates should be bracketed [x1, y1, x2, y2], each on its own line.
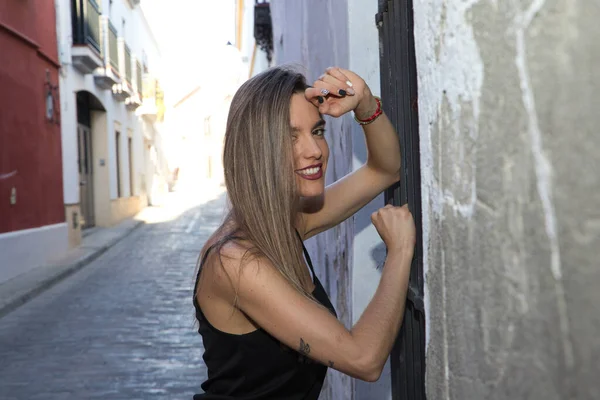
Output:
[415, 1, 600, 398]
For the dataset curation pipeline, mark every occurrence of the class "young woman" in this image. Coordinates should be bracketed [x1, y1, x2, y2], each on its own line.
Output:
[193, 66, 415, 399]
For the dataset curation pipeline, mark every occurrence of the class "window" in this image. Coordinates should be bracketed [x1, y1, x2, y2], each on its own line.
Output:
[116, 131, 121, 197]
[128, 137, 134, 196]
[142, 51, 149, 73]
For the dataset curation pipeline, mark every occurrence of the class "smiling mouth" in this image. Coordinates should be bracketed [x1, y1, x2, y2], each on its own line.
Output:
[296, 164, 323, 180]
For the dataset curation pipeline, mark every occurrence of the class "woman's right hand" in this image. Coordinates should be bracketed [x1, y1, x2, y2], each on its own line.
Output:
[371, 204, 416, 257]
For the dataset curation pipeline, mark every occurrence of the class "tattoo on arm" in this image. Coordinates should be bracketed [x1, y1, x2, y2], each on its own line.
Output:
[299, 338, 310, 356]
[328, 360, 334, 368]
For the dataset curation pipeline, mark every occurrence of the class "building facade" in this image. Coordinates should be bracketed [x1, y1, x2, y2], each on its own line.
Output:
[0, 1, 67, 285]
[56, 0, 167, 248]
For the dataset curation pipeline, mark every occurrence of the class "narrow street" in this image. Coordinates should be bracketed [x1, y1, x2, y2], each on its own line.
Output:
[0, 189, 227, 399]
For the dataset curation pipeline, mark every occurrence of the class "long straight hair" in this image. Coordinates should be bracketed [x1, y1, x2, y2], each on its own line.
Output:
[200, 66, 315, 303]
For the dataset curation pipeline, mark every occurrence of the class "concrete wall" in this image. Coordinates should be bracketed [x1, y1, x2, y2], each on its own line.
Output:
[414, 1, 600, 399]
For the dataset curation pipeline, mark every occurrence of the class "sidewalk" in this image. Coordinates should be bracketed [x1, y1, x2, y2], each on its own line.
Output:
[0, 216, 143, 319]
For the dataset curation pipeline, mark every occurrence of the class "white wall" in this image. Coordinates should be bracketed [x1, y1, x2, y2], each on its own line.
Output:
[347, 1, 392, 399]
[0, 223, 68, 284]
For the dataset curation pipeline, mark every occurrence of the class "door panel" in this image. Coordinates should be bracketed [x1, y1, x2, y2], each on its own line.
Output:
[78, 124, 95, 228]
[377, 0, 426, 399]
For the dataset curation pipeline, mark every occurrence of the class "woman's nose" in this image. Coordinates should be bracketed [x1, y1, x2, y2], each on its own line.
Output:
[299, 136, 322, 160]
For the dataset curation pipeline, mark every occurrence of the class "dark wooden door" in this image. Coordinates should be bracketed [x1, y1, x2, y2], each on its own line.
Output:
[377, 0, 426, 399]
[78, 124, 95, 228]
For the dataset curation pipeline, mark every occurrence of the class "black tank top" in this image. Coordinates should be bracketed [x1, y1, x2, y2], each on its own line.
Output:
[192, 239, 337, 399]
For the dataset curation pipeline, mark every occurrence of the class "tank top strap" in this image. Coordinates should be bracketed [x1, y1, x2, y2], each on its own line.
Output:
[295, 230, 317, 279]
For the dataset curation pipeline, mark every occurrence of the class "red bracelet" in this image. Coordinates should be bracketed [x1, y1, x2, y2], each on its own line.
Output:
[353, 96, 383, 125]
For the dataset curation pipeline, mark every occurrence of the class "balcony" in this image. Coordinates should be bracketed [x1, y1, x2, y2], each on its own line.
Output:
[71, 0, 103, 74]
[112, 39, 133, 101]
[125, 58, 143, 110]
[136, 75, 165, 122]
[93, 17, 121, 89]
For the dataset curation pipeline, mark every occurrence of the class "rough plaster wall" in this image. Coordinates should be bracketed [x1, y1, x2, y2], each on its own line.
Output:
[271, 2, 354, 399]
[414, 0, 600, 399]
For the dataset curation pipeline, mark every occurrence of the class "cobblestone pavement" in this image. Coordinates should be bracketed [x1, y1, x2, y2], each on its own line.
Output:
[0, 190, 227, 400]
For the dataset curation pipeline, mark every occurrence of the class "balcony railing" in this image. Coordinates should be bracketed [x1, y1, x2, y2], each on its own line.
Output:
[108, 21, 119, 72]
[136, 60, 142, 98]
[138, 75, 165, 121]
[142, 75, 156, 100]
[94, 16, 120, 89]
[114, 38, 132, 100]
[72, 0, 102, 53]
[124, 44, 132, 87]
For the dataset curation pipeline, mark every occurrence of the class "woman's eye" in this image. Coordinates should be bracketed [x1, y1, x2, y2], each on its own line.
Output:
[313, 128, 326, 137]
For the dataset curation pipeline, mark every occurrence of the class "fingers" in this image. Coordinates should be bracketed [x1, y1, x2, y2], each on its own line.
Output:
[377, 203, 411, 215]
[336, 67, 361, 84]
[304, 87, 331, 112]
[325, 67, 355, 92]
[304, 89, 331, 115]
[318, 73, 355, 96]
[314, 79, 347, 98]
[308, 67, 355, 98]
[306, 67, 361, 114]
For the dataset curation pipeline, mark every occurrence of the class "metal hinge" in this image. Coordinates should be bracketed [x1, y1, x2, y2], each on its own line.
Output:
[406, 282, 424, 312]
[375, 0, 388, 26]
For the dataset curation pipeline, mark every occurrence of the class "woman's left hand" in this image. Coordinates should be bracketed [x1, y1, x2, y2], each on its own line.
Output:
[305, 67, 378, 119]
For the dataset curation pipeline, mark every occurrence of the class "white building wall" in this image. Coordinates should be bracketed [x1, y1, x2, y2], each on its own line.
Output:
[56, 0, 163, 216]
[347, 1, 392, 399]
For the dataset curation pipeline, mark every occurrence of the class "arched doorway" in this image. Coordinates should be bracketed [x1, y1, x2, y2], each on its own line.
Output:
[76, 91, 105, 229]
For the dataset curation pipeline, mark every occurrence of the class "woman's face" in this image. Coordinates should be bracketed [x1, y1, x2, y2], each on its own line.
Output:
[290, 93, 329, 198]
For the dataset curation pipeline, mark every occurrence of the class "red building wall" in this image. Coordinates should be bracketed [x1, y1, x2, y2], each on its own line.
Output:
[0, 1, 65, 234]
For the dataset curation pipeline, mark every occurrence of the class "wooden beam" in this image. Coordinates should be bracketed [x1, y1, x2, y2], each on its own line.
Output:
[249, 41, 257, 78]
[236, 0, 244, 50]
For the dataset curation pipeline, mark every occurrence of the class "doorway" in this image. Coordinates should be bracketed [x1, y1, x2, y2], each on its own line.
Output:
[76, 91, 105, 229]
[77, 123, 95, 228]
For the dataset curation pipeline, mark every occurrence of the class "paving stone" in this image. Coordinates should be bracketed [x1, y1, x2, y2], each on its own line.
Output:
[0, 192, 228, 399]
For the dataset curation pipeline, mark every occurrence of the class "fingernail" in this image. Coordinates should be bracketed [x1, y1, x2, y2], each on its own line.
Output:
[346, 80, 353, 87]
[338, 89, 347, 96]
[318, 96, 324, 104]
[346, 88, 355, 95]
[320, 88, 329, 96]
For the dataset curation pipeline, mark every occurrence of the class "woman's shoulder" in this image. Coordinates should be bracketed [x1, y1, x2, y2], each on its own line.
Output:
[202, 232, 259, 274]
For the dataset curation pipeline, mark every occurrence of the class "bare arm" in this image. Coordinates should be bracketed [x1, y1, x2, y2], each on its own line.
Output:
[301, 68, 401, 239]
[217, 205, 415, 381]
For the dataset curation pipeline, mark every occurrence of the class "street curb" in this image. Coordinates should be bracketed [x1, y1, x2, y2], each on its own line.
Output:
[0, 220, 143, 319]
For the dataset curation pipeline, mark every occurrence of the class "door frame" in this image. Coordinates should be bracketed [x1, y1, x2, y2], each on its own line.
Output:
[377, 0, 426, 398]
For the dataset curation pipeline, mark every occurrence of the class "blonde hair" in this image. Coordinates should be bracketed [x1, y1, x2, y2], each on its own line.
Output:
[200, 66, 316, 303]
